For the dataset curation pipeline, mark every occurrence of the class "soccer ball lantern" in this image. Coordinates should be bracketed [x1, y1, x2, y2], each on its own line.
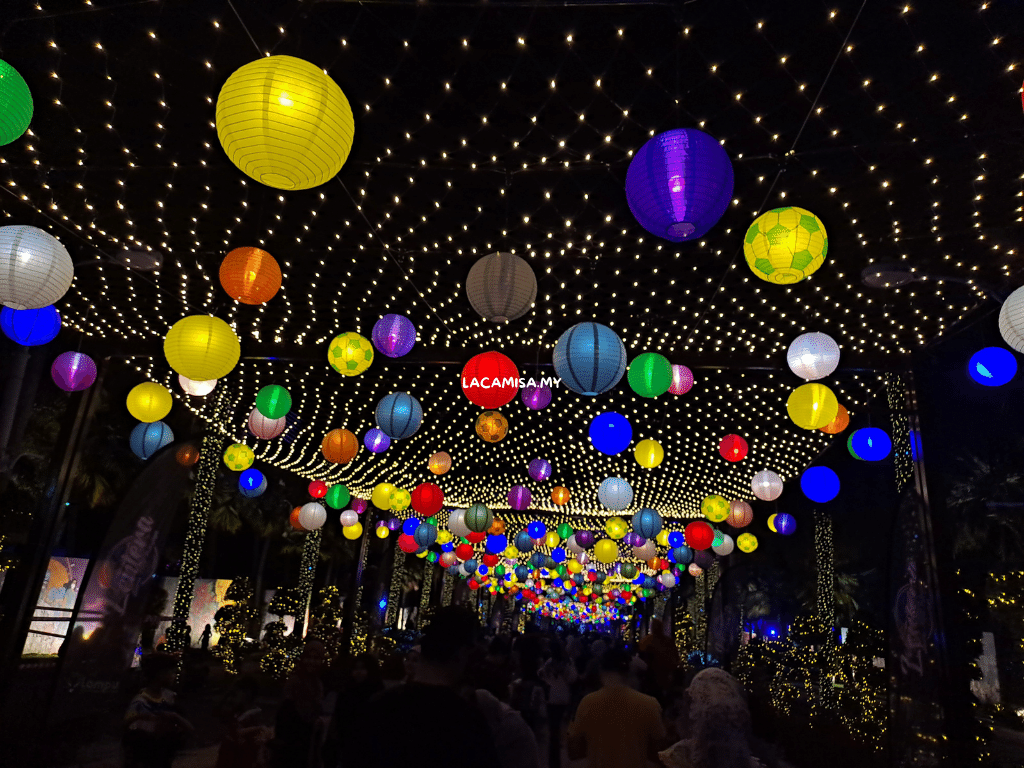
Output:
[223, 443, 255, 471]
[476, 411, 508, 442]
[327, 332, 374, 376]
[743, 206, 828, 284]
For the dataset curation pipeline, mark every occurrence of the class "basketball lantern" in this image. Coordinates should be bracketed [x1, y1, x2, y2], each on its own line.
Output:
[327, 332, 374, 376]
[476, 411, 508, 443]
[719, 434, 748, 462]
[411, 483, 444, 516]
[727, 500, 753, 528]
[322, 428, 358, 464]
[219, 247, 281, 304]
[461, 351, 520, 408]
[743, 206, 827, 284]
[249, 408, 287, 440]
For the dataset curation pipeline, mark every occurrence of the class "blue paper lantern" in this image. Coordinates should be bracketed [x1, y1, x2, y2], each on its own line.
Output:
[414, 522, 437, 547]
[515, 565, 530, 580]
[969, 347, 1017, 387]
[800, 466, 840, 503]
[129, 421, 174, 460]
[530, 552, 546, 568]
[667, 531, 685, 548]
[239, 468, 266, 497]
[632, 508, 663, 539]
[0, 305, 60, 346]
[402, 518, 420, 536]
[625, 128, 734, 243]
[848, 428, 892, 461]
[670, 545, 693, 565]
[527, 520, 546, 539]
[515, 531, 535, 552]
[774, 513, 797, 536]
[375, 392, 423, 439]
[589, 412, 633, 455]
[552, 322, 627, 396]
[486, 534, 508, 554]
[550, 547, 566, 563]
[372, 314, 417, 358]
[364, 428, 390, 453]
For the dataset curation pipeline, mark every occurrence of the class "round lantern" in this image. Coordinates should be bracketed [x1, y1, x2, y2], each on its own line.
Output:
[528, 458, 552, 482]
[515, 530, 535, 553]
[594, 539, 618, 564]
[787, 383, 839, 430]
[343, 522, 363, 540]
[298, 502, 327, 530]
[631, 509, 662, 539]
[999, 286, 1024, 353]
[219, 247, 281, 304]
[461, 351, 520, 408]
[670, 545, 694, 565]
[713, 534, 735, 556]
[308, 480, 328, 499]
[787, 332, 840, 381]
[0, 60, 33, 146]
[130, 421, 174, 460]
[727, 500, 753, 528]
[51, 351, 97, 392]
[250, 408, 287, 440]
[465, 251, 537, 323]
[0, 225, 73, 310]
[325, 484, 351, 510]
[848, 428, 892, 461]
[364, 428, 390, 453]
[589, 412, 633, 455]
[411, 483, 444, 516]
[701, 495, 729, 523]
[127, 382, 172, 423]
[429, 451, 452, 475]
[327, 332, 374, 376]
[216, 55, 354, 190]
[820, 404, 849, 435]
[178, 375, 217, 397]
[766, 514, 778, 533]
[670, 364, 694, 395]
[475, 411, 508, 442]
[605, 517, 628, 540]
[372, 314, 417, 358]
[688, 563, 704, 577]
[465, 503, 493, 533]
[521, 380, 552, 410]
[376, 392, 423, 439]
[164, 315, 241, 382]
[290, 508, 305, 531]
[176, 444, 200, 467]
[389, 488, 411, 511]
[375, 524, 390, 539]
[627, 352, 673, 398]
[774, 513, 797, 536]
[0, 305, 60, 346]
[552, 486, 570, 505]
[322, 428, 358, 463]
[414, 522, 438, 548]
[625, 128, 734, 242]
[751, 470, 784, 501]
[736, 533, 758, 553]
[552, 322, 627, 396]
[371, 483, 396, 509]
[684, 521, 714, 551]
[719, 434, 748, 462]
[801, 466, 840, 503]
[969, 347, 1017, 387]
[351, 498, 368, 515]
[635, 439, 664, 468]
[223, 443, 255, 471]
[660, 572, 677, 588]
[239, 469, 267, 498]
[255, 385, 291, 419]
[598, 477, 633, 511]
[508, 485, 532, 511]
[743, 206, 828, 284]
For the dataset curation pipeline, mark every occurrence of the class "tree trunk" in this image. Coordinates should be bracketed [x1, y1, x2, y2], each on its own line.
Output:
[250, 536, 272, 637]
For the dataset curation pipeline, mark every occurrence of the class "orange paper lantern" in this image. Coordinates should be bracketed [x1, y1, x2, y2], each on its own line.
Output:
[487, 518, 506, 536]
[322, 428, 359, 464]
[820, 404, 849, 434]
[219, 247, 282, 305]
[552, 486, 570, 505]
[175, 444, 200, 467]
[428, 451, 452, 475]
[289, 507, 305, 530]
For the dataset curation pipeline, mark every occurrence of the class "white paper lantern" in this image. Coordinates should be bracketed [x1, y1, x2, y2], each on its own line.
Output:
[178, 375, 217, 396]
[298, 502, 327, 530]
[248, 408, 287, 440]
[565, 534, 584, 555]
[440, 551, 457, 567]
[448, 508, 470, 538]
[786, 332, 840, 380]
[999, 286, 1024, 353]
[465, 252, 537, 323]
[712, 534, 735, 556]
[0, 225, 74, 310]
[632, 540, 656, 561]
[339, 510, 359, 527]
[659, 572, 677, 588]
[751, 470, 784, 502]
[577, 552, 590, 566]
[598, 477, 633, 511]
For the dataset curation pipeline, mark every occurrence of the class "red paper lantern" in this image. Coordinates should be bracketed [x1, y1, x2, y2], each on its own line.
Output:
[719, 434, 748, 462]
[410, 482, 444, 516]
[461, 351, 520, 408]
[684, 521, 715, 550]
[455, 543, 474, 560]
[481, 553, 500, 567]
[466, 531, 486, 544]
[468, 579, 480, 590]
[308, 480, 328, 498]
[398, 533, 419, 553]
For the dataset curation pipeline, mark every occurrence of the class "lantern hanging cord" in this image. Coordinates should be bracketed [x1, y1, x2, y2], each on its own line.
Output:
[226, 0, 266, 58]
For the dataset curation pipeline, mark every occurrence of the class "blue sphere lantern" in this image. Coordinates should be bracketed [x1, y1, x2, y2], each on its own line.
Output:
[625, 128, 734, 242]
[774, 512, 797, 536]
[1, 305, 61, 346]
[800, 466, 840, 503]
[667, 531, 685, 548]
[527, 520, 546, 539]
[589, 411, 633, 455]
[402, 517, 420, 536]
[848, 428, 892, 461]
[515, 531, 535, 552]
[552, 322, 627, 396]
[375, 392, 423, 439]
[969, 346, 1017, 387]
[129, 421, 174, 460]
[239, 468, 267, 497]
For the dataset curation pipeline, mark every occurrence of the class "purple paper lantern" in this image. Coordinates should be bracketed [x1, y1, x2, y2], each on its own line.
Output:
[528, 458, 552, 482]
[387, 516, 402, 531]
[350, 498, 368, 515]
[625, 128, 734, 243]
[521, 381, 552, 410]
[693, 550, 715, 569]
[669, 364, 694, 395]
[364, 427, 391, 453]
[508, 485, 532, 511]
[624, 532, 646, 547]
[371, 314, 417, 358]
[575, 530, 596, 549]
[51, 351, 97, 392]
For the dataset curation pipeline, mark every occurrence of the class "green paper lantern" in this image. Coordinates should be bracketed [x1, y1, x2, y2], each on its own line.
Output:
[325, 484, 350, 510]
[557, 522, 574, 540]
[465, 502, 493, 533]
[627, 352, 672, 398]
[620, 562, 638, 579]
[0, 60, 32, 147]
[256, 384, 291, 419]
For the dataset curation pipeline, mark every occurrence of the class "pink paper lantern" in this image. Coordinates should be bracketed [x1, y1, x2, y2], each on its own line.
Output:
[248, 407, 287, 440]
[50, 351, 97, 392]
[669, 365, 694, 395]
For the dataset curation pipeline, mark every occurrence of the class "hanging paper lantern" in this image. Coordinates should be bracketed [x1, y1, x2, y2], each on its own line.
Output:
[774, 513, 797, 536]
[594, 539, 618, 563]
[669, 365, 694, 395]
[127, 382, 172, 423]
[589, 412, 633, 455]
[727, 500, 753, 528]
[660, 572, 677, 589]
[599, 477, 633, 511]
[627, 352, 673, 398]
[176, 444, 200, 467]
[751, 470, 784, 501]
[848, 428, 892, 461]
[429, 451, 452, 475]
[178, 375, 217, 397]
[389, 488, 411, 511]
[605, 517, 628, 540]
[665, 531, 683, 548]
[631, 509, 662, 539]
[508, 485, 532, 511]
[701, 495, 729, 523]
[371, 483, 396, 509]
[552, 322, 627, 396]
[163, 315, 241, 382]
[351, 498, 368, 515]
[321, 428, 358, 462]
[684, 521, 714, 551]
[625, 128, 734, 242]
[414, 522, 438, 548]
[475, 411, 508, 442]
[411, 483, 444, 516]
[968, 347, 1017, 387]
[298, 502, 327, 530]
[521, 380, 552, 410]
[130, 421, 174, 460]
[465, 503, 493, 533]
[718, 434, 748, 462]
[736, 533, 758, 553]
[461, 351, 520, 408]
[254, 385, 290, 419]
[670, 545, 694, 565]
[327, 331, 374, 376]
[552, 486, 570, 505]
[787, 383, 839, 430]
[766, 514, 778, 533]
[364, 428, 390, 453]
[51, 351, 97, 392]
[325, 484, 351, 510]
[239, 469, 267, 498]
[465, 251, 537, 323]
[216, 55, 354, 190]
[0, 60, 33, 146]
[219, 247, 281, 304]
[223, 443, 255, 471]
[743, 206, 828, 284]
[343, 522, 363, 540]
[308, 480, 328, 499]
[249, 409, 286, 440]
[998, 286, 1024, 353]
[375, 523, 390, 539]
[372, 314, 417, 358]
[0, 305, 60, 346]
[376, 392, 423, 439]
[515, 530, 535, 553]
[712, 534, 735, 556]
[632, 540, 656, 561]
[820, 404, 849, 435]
[0, 225, 73, 310]
[635, 439, 664, 468]
[800, 466, 840, 503]
[290, 508, 306, 531]
[787, 332, 840, 381]
[528, 458, 552, 482]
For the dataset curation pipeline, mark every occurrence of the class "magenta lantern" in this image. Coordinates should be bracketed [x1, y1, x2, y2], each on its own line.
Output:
[521, 381, 552, 410]
[248, 408, 287, 440]
[351, 498, 369, 515]
[508, 485, 532, 511]
[528, 458, 552, 482]
[669, 365, 694, 395]
[50, 351, 97, 392]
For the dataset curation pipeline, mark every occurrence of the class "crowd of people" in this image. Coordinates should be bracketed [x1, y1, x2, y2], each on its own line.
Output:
[123, 607, 793, 768]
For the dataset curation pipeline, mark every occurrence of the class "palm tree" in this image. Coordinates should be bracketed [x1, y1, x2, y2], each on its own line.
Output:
[945, 452, 1024, 562]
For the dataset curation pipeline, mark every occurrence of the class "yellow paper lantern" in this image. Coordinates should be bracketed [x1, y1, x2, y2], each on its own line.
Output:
[635, 438, 664, 468]
[594, 539, 618, 563]
[567, 559, 583, 574]
[767, 514, 778, 533]
[743, 206, 827, 285]
[375, 524, 390, 539]
[164, 315, 241, 382]
[389, 488, 411, 511]
[343, 522, 363, 540]
[737, 532, 759, 553]
[605, 517, 628, 540]
[656, 529, 671, 547]
[126, 382, 172, 423]
[544, 531, 561, 548]
[701, 494, 730, 523]
[216, 55, 354, 191]
[327, 332, 374, 376]
[437, 530, 453, 546]
[504, 545, 519, 560]
[372, 483, 396, 509]
[223, 443, 255, 471]
[787, 383, 839, 430]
